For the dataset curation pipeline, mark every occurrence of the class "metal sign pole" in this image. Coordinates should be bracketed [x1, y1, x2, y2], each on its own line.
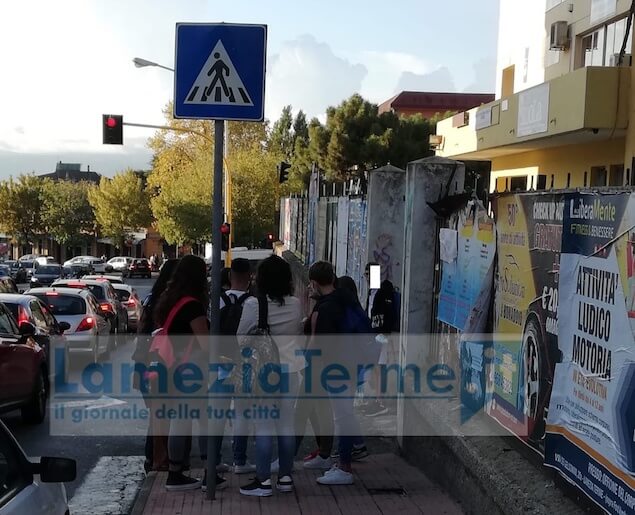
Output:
[207, 118, 225, 500]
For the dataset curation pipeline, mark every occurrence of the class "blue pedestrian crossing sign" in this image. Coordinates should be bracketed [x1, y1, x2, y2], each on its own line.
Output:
[174, 23, 267, 121]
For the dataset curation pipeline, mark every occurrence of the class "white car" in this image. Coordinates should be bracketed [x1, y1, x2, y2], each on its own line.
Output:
[0, 419, 75, 515]
[62, 256, 110, 273]
[27, 287, 111, 364]
[82, 274, 125, 285]
[106, 256, 133, 272]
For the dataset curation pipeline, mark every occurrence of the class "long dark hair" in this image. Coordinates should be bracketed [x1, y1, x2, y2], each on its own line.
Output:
[138, 258, 179, 334]
[255, 255, 293, 305]
[154, 255, 208, 325]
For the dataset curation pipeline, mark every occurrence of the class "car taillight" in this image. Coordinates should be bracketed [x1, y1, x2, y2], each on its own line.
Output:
[125, 298, 137, 307]
[18, 306, 29, 326]
[100, 302, 114, 313]
[45, 291, 59, 296]
[77, 317, 95, 331]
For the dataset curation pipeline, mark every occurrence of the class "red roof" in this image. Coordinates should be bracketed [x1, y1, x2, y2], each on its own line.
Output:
[379, 91, 495, 114]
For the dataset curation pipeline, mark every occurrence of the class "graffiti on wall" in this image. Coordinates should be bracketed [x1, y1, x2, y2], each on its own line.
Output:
[372, 233, 397, 282]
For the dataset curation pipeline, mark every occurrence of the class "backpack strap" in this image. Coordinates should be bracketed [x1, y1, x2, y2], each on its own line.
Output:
[220, 291, 231, 306]
[162, 295, 198, 333]
[236, 292, 251, 305]
[257, 296, 269, 331]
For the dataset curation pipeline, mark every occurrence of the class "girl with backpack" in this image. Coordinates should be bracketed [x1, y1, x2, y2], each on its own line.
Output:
[153, 255, 224, 491]
[235, 255, 305, 497]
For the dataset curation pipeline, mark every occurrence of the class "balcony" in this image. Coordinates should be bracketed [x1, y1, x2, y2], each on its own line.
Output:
[436, 66, 630, 160]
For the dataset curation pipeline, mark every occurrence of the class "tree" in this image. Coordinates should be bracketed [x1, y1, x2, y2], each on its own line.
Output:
[41, 180, 95, 247]
[88, 170, 152, 248]
[293, 110, 309, 145]
[0, 174, 46, 246]
[268, 105, 294, 159]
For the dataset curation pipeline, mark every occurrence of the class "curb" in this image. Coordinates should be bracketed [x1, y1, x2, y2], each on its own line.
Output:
[129, 471, 156, 515]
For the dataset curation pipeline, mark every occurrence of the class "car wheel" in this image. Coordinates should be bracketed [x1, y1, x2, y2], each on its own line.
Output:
[21, 370, 47, 424]
[522, 316, 549, 443]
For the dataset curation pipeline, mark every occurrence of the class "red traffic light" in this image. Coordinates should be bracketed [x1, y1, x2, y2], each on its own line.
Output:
[106, 116, 118, 128]
[220, 223, 231, 234]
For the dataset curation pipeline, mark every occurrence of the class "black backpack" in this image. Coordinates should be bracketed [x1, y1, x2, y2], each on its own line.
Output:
[219, 291, 251, 335]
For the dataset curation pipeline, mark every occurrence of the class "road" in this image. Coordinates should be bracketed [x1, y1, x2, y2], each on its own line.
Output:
[1, 276, 154, 500]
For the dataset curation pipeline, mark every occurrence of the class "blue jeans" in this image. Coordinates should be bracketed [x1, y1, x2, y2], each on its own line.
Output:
[330, 393, 361, 466]
[254, 371, 299, 481]
[232, 397, 251, 465]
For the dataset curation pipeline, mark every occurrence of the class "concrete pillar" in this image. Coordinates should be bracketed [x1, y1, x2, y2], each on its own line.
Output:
[365, 164, 406, 289]
[398, 157, 465, 444]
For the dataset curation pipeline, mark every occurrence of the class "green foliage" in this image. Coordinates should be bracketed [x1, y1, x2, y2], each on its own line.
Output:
[268, 105, 294, 159]
[88, 169, 151, 247]
[0, 174, 46, 245]
[41, 180, 95, 246]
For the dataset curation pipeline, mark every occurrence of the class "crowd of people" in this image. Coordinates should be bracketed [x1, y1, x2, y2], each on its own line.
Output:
[132, 254, 399, 497]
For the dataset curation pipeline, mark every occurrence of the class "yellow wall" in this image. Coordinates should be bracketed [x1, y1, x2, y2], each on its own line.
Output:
[491, 137, 626, 191]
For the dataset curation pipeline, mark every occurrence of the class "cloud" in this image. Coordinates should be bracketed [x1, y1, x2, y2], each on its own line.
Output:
[265, 35, 367, 121]
[14, 126, 24, 135]
[463, 58, 496, 93]
[356, 51, 432, 103]
[396, 67, 456, 93]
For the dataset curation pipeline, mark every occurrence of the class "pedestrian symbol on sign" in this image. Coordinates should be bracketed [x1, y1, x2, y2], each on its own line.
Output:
[185, 40, 253, 106]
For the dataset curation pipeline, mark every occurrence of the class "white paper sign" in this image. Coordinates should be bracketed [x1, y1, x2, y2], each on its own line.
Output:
[517, 83, 550, 137]
[475, 107, 492, 130]
[439, 228, 458, 263]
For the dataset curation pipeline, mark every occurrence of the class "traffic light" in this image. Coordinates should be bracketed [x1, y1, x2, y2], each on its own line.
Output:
[277, 161, 291, 183]
[102, 114, 123, 145]
[220, 222, 231, 251]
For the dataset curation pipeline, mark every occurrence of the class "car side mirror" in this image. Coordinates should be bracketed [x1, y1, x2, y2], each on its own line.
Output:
[32, 457, 77, 483]
[58, 321, 71, 332]
[19, 321, 36, 336]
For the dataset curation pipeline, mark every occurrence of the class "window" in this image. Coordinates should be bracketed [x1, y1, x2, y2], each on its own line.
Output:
[591, 166, 608, 186]
[0, 305, 17, 335]
[29, 301, 48, 330]
[579, 17, 633, 68]
[511, 176, 528, 191]
[501, 66, 515, 97]
[0, 429, 31, 507]
[33, 294, 86, 316]
[609, 164, 624, 186]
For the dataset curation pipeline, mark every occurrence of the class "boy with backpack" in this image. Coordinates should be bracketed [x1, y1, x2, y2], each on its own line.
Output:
[218, 258, 255, 474]
[307, 261, 371, 486]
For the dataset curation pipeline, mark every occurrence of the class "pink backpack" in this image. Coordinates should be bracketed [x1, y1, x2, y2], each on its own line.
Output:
[148, 296, 198, 370]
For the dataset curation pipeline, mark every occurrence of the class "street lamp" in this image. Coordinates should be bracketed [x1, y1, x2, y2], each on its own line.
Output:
[132, 57, 174, 72]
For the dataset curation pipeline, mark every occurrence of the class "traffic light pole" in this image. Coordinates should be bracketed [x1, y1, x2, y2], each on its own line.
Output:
[207, 119, 224, 500]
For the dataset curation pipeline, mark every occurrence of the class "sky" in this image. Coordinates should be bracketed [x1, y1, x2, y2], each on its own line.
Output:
[0, 0, 499, 177]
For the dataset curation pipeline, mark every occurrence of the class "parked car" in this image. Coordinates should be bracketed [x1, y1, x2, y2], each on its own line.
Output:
[27, 288, 111, 364]
[111, 284, 142, 332]
[106, 256, 133, 272]
[34, 256, 55, 267]
[123, 258, 151, 279]
[0, 419, 75, 515]
[29, 264, 65, 287]
[0, 302, 47, 424]
[82, 274, 125, 285]
[18, 254, 38, 263]
[0, 294, 70, 358]
[19, 261, 36, 278]
[5, 261, 27, 283]
[62, 256, 112, 274]
[50, 279, 127, 336]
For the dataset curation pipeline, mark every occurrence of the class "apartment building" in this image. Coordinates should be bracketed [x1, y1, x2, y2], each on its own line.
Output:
[436, 0, 635, 192]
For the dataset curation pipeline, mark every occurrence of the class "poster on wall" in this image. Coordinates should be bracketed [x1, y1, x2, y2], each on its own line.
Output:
[546, 192, 635, 515]
[438, 204, 496, 331]
[336, 197, 350, 277]
[490, 193, 564, 448]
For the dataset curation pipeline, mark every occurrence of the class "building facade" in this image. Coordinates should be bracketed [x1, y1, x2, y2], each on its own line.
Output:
[379, 91, 494, 119]
[437, 0, 635, 193]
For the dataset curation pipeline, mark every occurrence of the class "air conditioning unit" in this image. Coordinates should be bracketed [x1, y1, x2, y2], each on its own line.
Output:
[550, 21, 569, 50]
[609, 53, 632, 67]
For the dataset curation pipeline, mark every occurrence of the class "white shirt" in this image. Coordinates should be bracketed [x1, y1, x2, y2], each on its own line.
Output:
[237, 295, 306, 373]
[220, 289, 248, 309]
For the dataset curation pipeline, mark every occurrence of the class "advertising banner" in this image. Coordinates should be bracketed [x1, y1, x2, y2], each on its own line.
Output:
[546, 192, 635, 515]
[438, 205, 496, 331]
[490, 193, 564, 446]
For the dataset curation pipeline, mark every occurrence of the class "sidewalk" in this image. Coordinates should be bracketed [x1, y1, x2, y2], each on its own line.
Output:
[134, 453, 463, 514]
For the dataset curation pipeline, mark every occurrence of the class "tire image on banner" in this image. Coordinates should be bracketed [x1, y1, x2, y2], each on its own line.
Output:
[490, 193, 564, 449]
[546, 192, 635, 515]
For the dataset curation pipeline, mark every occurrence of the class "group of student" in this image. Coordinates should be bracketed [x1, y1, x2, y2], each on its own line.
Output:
[133, 254, 398, 497]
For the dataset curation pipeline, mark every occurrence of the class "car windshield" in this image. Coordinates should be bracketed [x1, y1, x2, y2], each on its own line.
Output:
[5, 303, 19, 321]
[114, 289, 130, 302]
[21, 262, 34, 269]
[37, 265, 61, 274]
[0, 266, 10, 275]
[32, 294, 86, 315]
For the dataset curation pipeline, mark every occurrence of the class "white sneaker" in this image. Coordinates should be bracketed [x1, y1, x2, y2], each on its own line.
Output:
[317, 466, 353, 485]
[233, 462, 256, 474]
[303, 455, 333, 470]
